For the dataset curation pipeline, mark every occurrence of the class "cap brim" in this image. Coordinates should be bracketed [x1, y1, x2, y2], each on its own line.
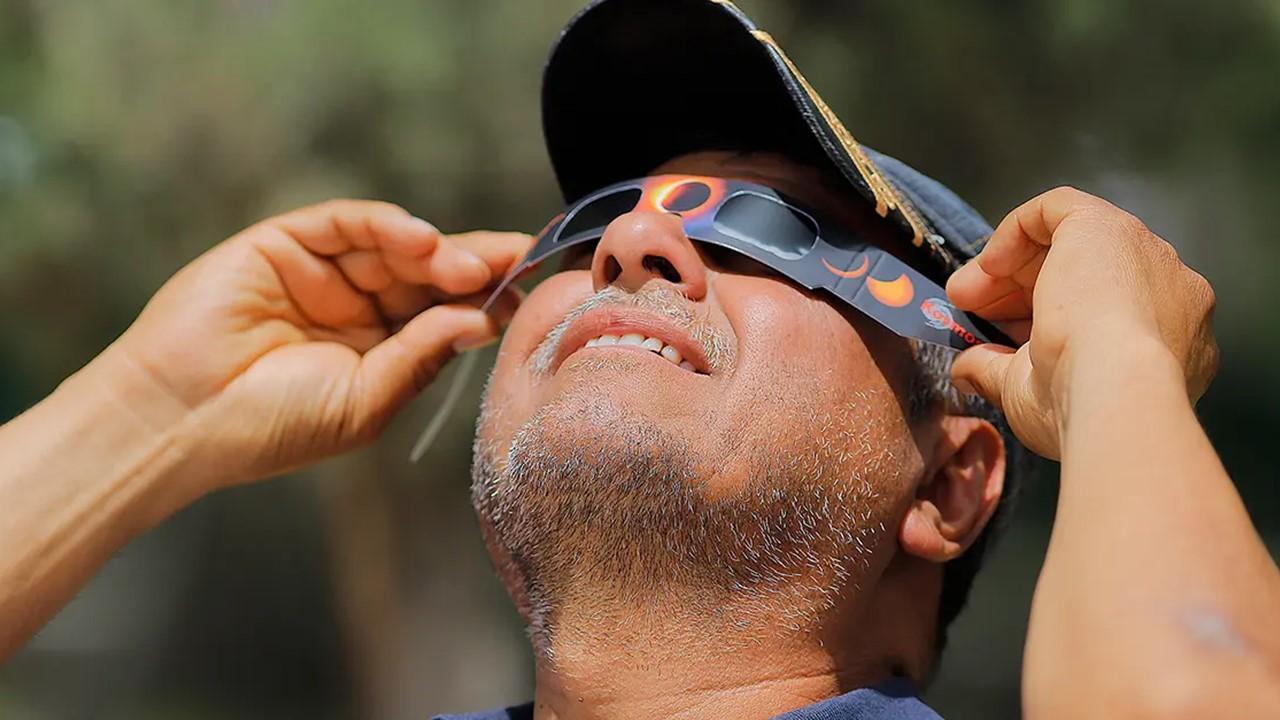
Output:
[542, 0, 958, 279]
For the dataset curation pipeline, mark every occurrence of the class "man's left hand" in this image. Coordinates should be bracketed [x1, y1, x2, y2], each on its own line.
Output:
[944, 186, 1218, 459]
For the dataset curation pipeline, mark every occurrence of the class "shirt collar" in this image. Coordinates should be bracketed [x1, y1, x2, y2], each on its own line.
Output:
[432, 677, 941, 720]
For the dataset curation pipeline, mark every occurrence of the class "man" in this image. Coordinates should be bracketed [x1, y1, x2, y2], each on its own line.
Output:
[1, 0, 1277, 717]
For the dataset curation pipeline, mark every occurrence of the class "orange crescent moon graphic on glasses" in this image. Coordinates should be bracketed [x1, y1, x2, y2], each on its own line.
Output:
[866, 274, 915, 307]
[821, 256, 869, 278]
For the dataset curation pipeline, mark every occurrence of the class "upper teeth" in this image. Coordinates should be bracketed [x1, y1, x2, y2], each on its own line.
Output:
[584, 333, 699, 372]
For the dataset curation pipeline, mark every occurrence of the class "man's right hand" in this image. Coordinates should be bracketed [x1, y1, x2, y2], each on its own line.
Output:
[105, 199, 530, 493]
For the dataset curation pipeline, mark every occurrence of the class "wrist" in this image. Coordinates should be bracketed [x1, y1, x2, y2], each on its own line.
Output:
[64, 344, 209, 524]
[91, 340, 196, 439]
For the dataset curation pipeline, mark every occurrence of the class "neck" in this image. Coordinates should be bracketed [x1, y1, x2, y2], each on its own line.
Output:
[525, 582, 922, 720]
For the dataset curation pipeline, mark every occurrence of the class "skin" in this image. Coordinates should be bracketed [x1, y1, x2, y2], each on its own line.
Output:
[0, 151, 1276, 718]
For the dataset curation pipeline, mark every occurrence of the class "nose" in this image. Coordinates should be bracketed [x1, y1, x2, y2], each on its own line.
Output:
[590, 210, 709, 300]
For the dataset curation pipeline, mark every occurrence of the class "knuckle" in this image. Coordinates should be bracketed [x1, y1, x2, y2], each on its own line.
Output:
[1047, 185, 1089, 202]
[1193, 270, 1216, 308]
[1120, 212, 1155, 240]
[313, 198, 356, 214]
[1178, 266, 1217, 315]
[1047, 185, 1106, 213]
[314, 198, 405, 217]
[1094, 206, 1150, 239]
[418, 303, 456, 325]
[365, 199, 409, 216]
[1049, 189, 1159, 245]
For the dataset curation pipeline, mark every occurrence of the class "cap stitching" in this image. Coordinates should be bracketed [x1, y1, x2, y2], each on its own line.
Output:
[750, 29, 931, 249]
[876, 163, 963, 270]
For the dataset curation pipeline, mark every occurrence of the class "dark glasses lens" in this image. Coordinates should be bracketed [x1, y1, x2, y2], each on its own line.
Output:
[712, 191, 819, 260]
[556, 188, 642, 242]
[659, 181, 712, 212]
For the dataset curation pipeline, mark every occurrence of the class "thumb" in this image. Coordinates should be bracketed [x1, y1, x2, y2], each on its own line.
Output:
[951, 343, 1018, 410]
[354, 304, 497, 425]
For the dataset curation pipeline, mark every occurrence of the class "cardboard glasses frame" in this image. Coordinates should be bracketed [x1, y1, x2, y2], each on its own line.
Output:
[412, 175, 1014, 462]
[483, 175, 1012, 351]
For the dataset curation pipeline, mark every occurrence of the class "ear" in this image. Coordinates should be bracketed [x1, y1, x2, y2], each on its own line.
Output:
[899, 415, 1006, 563]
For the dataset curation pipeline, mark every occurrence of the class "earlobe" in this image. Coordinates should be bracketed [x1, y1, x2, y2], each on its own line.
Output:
[901, 498, 952, 562]
[898, 416, 1006, 563]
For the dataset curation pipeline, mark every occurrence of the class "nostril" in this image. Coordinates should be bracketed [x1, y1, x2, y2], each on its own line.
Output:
[603, 256, 622, 284]
[642, 255, 682, 284]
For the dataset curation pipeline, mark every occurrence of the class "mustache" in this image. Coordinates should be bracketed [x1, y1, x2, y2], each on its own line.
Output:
[529, 284, 734, 375]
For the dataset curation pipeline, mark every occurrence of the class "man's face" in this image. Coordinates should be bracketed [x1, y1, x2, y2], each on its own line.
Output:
[472, 151, 930, 641]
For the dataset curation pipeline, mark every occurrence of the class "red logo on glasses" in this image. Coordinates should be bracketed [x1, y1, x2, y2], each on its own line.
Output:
[921, 298, 978, 345]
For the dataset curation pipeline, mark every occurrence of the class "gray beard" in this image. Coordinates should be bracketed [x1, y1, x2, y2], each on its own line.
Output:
[471, 386, 895, 655]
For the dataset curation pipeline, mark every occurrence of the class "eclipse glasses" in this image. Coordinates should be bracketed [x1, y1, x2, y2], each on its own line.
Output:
[483, 175, 1010, 350]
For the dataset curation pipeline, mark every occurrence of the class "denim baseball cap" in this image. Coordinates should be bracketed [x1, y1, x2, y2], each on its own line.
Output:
[542, 0, 993, 285]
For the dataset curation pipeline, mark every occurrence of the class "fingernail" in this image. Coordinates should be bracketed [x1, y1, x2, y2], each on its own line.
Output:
[461, 251, 489, 274]
[952, 377, 977, 396]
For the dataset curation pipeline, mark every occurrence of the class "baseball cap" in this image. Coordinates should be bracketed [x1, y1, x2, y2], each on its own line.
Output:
[542, 0, 993, 285]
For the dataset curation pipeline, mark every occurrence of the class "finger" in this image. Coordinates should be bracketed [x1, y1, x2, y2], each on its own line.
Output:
[950, 187, 1098, 311]
[306, 323, 388, 354]
[374, 272, 524, 326]
[375, 282, 433, 322]
[250, 227, 384, 330]
[267, 199, 438, 257]
[449, 231, 536, 279]
[268, 198, 494, 294]
[951, 343, 1019, 410]
[995, 319, 1033, 346]
[483, 285, 525, 329]
[352, 305, 498, 426]
[372, 232, 492, 289]
[947, 258, 1036, 314]
[381, 229, 531, 297]
[982, 187, 1097, 272]
[948, 269, 1033, 320]
[451, 285, 525, 328]
[419, 235, 495, 295]
[264, 201, 524, 301]
[335, 250, 395, 293]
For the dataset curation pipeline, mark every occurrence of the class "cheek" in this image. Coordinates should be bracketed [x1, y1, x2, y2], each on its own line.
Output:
[482, 272, 593, 441]
[501, 271, 593, 361]
[709, 276, 916, 481]
[718, 275, 881, 387]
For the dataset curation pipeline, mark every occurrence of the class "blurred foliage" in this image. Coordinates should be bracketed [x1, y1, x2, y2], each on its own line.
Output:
[1, 1, 1277, 719]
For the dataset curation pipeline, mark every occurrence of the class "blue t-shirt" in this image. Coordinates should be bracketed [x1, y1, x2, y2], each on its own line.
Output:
[433, 677, 941, 719]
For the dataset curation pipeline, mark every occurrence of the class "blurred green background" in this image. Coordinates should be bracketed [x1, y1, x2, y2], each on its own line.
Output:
[1, 1, 1277, 718]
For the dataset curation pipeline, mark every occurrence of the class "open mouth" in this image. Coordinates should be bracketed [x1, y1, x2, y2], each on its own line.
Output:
[582, 332, 698, 372]
[550, 308, 713, 376]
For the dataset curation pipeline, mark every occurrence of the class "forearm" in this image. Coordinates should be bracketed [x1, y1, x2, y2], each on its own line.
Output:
[1025, 336, 1280, 717]
[0, 344, 198, 661]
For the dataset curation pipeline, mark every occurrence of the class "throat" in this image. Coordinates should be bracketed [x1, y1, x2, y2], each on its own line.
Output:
[526, 591, 896, 720]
